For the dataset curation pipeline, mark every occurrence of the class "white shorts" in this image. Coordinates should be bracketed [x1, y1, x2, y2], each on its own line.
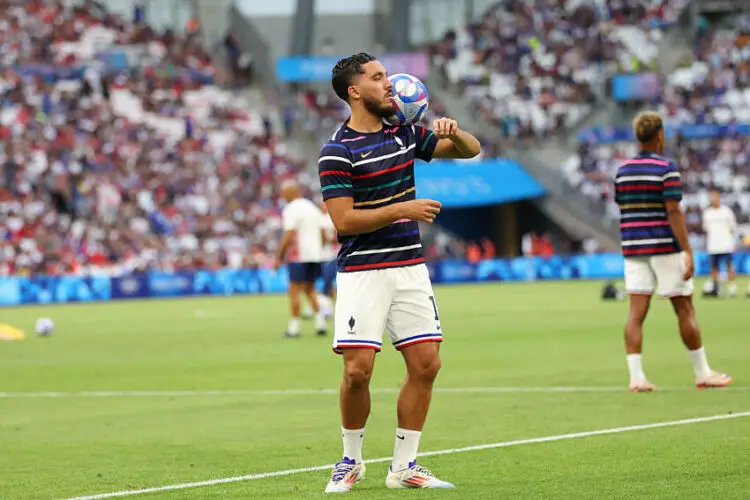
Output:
[333, 264, 443, 354]
[624, 252, 694, 298]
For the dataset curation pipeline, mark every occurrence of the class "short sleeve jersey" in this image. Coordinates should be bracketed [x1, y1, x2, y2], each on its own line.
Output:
[318, 123, 438, 272]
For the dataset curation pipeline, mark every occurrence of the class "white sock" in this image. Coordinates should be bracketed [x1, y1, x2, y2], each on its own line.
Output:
[626, 354, 647, 384]
[318, 293, 332, 310]
[688, 347, 712, 379]
[315, 312, 327, 330]
[729, 282, 737, 296]
[342, 427, 365, 463]
[391, 428, 421, 472]
[287, 317, 300, 335]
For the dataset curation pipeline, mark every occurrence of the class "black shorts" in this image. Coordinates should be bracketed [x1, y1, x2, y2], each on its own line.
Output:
[709, 253, 734, 269]
[288, 262, 323, 283]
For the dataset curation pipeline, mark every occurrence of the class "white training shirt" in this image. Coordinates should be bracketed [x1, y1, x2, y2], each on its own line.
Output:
[282, 197, 324, 263]
[319, 212, 337, 262]
[702, 205, 737, 255]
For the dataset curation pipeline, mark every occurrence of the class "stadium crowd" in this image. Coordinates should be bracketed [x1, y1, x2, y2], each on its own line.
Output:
[0, 0, 314, 276]
[4, 0, 742, 278]
[429, 0, 689, 139]
[562, 12, 750, 250]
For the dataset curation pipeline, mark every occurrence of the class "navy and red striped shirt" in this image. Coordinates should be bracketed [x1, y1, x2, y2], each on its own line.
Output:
[614, 152, 682, 257]
[318, 122, 438, 273]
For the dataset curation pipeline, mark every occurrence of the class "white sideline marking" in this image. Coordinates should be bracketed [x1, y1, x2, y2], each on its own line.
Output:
[2, 386, 747, 399]
[60, 411, 750, 500]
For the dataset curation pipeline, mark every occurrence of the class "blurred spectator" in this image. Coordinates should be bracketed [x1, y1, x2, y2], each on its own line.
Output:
[481, 237, 496, 260]
[564, 12, 750, 249]
[0, 0, 310, 277]
[466, 241, 482, 264]
[430, 0, 688, 139]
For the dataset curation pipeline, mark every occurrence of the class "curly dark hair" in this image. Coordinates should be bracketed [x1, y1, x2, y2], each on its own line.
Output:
[331, 52, 377, 102]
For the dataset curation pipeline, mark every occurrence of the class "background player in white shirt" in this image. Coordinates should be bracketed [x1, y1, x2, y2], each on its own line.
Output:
[301, 201, 337, 320]
[319, 201, 338, 303]
[275, 180, 328, 337]
[702, 188, 738, 297]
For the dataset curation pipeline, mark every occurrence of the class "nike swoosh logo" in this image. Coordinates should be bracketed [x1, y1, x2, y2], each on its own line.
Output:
[361, 151, 372, 158]
[396, 434, 405, 440]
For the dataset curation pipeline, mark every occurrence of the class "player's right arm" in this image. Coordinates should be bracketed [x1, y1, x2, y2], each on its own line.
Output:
[275, 205, 297, 269]
[319, 144, 441, 235]
[662, 163, 693, 279]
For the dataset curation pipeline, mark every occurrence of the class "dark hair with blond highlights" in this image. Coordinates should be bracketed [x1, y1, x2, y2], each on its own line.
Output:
[632, 111, 663, 143]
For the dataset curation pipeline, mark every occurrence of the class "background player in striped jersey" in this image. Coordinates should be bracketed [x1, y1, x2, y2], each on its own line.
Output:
[319, 53, 480, 492]
[614, 112, 731, 393]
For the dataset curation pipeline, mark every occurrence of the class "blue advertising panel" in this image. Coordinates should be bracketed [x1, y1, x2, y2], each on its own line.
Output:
[0, 252, 747, 307]
[611, 73, 661, 101]
[414, 160, 546, 208]
[579, 123, 750, 144]
[111, 274, 150, 300]
[148, 272, 195, 297]
[276, 53, 429, 82]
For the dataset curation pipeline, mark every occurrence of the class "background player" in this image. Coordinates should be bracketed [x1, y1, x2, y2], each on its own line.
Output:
[702, 187, 738, 297]
[319, 53, 480, 493]
[614, 112, 731, 393]
[303, 200, 337, 320]
[319, 200, 338, 305]
[275, 180, 328, 337]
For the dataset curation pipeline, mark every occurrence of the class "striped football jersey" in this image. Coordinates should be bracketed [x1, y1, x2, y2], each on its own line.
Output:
[614, 152, 682, 257]
[318, 122, 438, 272]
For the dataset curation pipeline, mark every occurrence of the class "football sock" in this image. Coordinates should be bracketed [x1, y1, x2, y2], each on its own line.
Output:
[688, 347, 711, 379]
[342, 427, 365, 463]
[626, 354, 646, 383]
[316, 313, 327, 331]
[287, 317, 300, 335]
[391, 428, 421, 472]
[729, 282, 737, 296]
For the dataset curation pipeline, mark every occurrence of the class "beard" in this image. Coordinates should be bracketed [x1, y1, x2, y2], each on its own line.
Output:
[363, 94, 396, 119]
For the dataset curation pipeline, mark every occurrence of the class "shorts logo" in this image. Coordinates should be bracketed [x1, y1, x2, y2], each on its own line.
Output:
[347, 316, 356, 335]
[360, 151, 372, 158]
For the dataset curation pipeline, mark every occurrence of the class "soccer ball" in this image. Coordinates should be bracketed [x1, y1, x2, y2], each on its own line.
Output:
[386, 73, 429, 126]
[35, 318, 54, 336]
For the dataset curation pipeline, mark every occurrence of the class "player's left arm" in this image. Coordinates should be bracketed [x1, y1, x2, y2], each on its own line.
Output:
[728, 209, 738, 237]
[428, 118, 481, 160]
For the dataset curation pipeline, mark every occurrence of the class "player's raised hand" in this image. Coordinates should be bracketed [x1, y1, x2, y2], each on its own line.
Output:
[401, 199, 442, 223]
[433, 117, 458, 139]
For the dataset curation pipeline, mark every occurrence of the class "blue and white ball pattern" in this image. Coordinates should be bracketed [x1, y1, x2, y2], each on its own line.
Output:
[387, 73, 429, 126]
[35, 317, 54, 336]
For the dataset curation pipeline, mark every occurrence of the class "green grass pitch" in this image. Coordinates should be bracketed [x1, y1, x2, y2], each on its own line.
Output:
[0, 281, 748, 499]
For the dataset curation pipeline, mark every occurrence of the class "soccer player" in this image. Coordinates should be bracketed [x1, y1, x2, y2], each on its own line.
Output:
[301, 201, 336, 320]
[275, 180, 327, 337]
[318, 53, 480, 492]
[702, 187, 738, 297]
[614, 111, 731, 393]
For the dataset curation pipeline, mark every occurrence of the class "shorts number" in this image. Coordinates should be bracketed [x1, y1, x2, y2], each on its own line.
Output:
[428, 295, 440, 321]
